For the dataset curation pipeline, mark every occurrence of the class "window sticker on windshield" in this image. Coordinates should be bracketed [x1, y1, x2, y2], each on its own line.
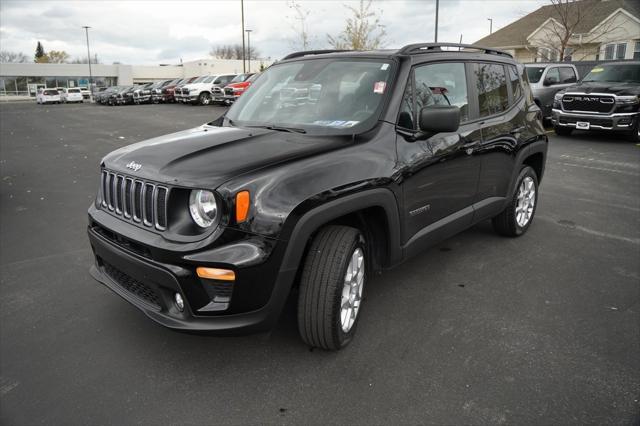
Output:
[312, 120, 360, 127]
[374, 81, 386, 94]
[591, 68, 604, 73]
[381, 63, 390, 70]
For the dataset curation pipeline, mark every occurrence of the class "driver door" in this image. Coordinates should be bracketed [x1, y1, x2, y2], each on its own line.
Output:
[396, 62, 482, 247]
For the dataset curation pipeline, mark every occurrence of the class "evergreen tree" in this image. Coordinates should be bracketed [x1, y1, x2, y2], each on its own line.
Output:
[34, 41, 47, 63]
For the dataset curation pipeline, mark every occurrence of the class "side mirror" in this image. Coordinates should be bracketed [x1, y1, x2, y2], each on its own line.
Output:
[419, 106, 460, 134]
[544, 76, 558, 86]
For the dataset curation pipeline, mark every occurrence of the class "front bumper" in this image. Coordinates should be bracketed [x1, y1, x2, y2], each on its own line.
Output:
[552, 109, 639, 131]
[87, 211, 296, 333]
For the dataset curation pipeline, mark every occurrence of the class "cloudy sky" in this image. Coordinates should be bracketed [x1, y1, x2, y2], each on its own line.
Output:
[0, 0, 548, 65]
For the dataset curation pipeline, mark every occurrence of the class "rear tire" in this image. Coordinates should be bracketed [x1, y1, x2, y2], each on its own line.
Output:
[297, 225, 366, 351]
[492, 166, 539, 237]
[554, 125, 572, 136]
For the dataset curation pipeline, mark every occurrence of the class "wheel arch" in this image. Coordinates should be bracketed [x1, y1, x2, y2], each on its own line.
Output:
[279, 188, 403, 277]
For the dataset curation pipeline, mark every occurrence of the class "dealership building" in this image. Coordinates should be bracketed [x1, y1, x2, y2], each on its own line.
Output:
[0, 58, 268, 98]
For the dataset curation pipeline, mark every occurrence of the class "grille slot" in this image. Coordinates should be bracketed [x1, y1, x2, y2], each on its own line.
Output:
[103, 261, 161, 309]
[133, 181, 143, 222]
[143, 184, 154, 226]
[99, 171, 169, 231]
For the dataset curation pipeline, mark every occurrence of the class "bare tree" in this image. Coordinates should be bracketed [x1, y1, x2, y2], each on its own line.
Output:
[532, 0, 626, 61]
[70, 55, 101, 64]
[210, 44, 260, 60]
[286, 0, 315, 50]
[0, 50, 29, 63]
[47, 50, 70, 63]
[327, 0, 386, 50]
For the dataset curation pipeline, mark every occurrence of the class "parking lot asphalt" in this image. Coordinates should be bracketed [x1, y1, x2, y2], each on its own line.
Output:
[1, 102, 639, 425]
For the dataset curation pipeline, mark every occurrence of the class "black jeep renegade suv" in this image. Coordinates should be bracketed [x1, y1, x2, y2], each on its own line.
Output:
[88, 43, 547, 350]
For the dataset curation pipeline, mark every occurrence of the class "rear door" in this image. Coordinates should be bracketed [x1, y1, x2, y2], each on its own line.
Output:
[396, 61, 482, 245]
[472, 62, 524, 220]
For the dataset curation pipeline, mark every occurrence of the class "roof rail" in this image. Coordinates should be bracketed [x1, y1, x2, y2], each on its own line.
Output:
[281, 49, 351, 60]
[398, 43, 513, 58]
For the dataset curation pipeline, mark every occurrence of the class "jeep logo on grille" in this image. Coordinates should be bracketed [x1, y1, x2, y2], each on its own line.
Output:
[126, 161, 142, 172]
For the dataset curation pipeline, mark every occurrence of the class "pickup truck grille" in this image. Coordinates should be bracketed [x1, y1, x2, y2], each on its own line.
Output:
[562, 94, 615, 114]
[100, 170, 169, 231]
[212, 87, 223, 95]
[224, 87, 234, 95]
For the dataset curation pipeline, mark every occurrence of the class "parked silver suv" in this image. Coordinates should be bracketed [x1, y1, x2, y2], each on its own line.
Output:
[525, 63, 579, 118]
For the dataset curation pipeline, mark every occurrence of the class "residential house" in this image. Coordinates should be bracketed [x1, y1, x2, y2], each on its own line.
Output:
[474, 0, 640, 63]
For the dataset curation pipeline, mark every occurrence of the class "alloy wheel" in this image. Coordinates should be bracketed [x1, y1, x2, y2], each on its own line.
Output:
[340, 247, 365, 333]
[515, 176, 536, 227]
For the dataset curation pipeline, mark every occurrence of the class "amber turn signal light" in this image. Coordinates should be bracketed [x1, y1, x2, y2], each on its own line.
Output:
[196, 267, 236, 281]
[235, 190, 250, 223]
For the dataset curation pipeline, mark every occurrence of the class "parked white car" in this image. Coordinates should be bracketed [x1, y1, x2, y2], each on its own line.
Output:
[180, 74, 236, 105]
[79, 86, 91, 99]
[61, 88, 84, 103]
[36, 88, 61, 104]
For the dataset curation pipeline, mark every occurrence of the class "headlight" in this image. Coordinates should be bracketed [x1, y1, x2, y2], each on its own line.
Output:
[616, 95, 639, 105]
[189, 189, 218, 228]
[554, 92, 564, 101]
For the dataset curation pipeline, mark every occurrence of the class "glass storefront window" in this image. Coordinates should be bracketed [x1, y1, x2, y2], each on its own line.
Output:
[45, 77, 56, 88]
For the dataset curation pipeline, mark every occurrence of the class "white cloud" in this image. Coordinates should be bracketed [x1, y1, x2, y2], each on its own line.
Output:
[0, 0, 548, 64]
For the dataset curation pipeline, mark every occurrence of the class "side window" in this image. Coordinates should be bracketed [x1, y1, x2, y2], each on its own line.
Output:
[508, 65, 522, 102]
[545, 67, 560, 84]
[559, 67, 577, 83]
[397, 62, 469, 129]
[475, 63, 509, 117]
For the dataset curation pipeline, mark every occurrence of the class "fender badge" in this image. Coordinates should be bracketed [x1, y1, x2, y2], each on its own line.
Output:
[126, 161, 142, 172]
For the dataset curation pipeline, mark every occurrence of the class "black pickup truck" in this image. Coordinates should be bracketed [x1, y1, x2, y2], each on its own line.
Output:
[552, 61, 640, 141]
[87, 43, 547, 350]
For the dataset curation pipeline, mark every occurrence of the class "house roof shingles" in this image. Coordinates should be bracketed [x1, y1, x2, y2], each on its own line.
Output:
[474, 0, 640, 48]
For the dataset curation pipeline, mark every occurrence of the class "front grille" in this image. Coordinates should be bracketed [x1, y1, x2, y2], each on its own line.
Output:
[562, 95, 615, 113]
[103, 261, 161, 309]
[212, 87, 223, 95]
[224, 87, 234, 95]
[100, 170, 169, 231]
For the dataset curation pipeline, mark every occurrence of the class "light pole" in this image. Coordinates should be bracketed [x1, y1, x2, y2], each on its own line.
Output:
[488, 18, 493, 34]
[241, 0, 246, 73]
[245, 29, 253, 73]
[434, 0, 439, 42]
[82, 26, 93, 101]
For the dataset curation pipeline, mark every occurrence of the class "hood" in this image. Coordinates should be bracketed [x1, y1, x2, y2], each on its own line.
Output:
[102, 125, 350, 188]
[226, 81, 250, 89]
[562, 81, 640, 96]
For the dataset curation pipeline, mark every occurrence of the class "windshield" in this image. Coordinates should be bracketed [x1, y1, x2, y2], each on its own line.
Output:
[526, 67, 545, 83]
[583, 64, 640, 83]
[202, 76, 215, 83]
[226, 59, 393, 134]
[192, 76, 207, 84]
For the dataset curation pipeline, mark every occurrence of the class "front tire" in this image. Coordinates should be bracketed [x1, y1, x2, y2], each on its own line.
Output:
[492, 166, 539, 237]
[198, 92, 211, 105]
[297, 225, 366, 351]
[554, 125, 572, 136]
[624, 120, 640, 142]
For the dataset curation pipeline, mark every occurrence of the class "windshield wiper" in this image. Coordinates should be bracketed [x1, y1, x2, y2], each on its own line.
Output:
[244, 124, 307, 134]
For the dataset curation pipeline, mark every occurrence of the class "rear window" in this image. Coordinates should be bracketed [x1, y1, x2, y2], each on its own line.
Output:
[68, 88, 81, 93]
[44, 90, 58, 95]
[475, 63, 509, 117]
[526, 67, 545, 83]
